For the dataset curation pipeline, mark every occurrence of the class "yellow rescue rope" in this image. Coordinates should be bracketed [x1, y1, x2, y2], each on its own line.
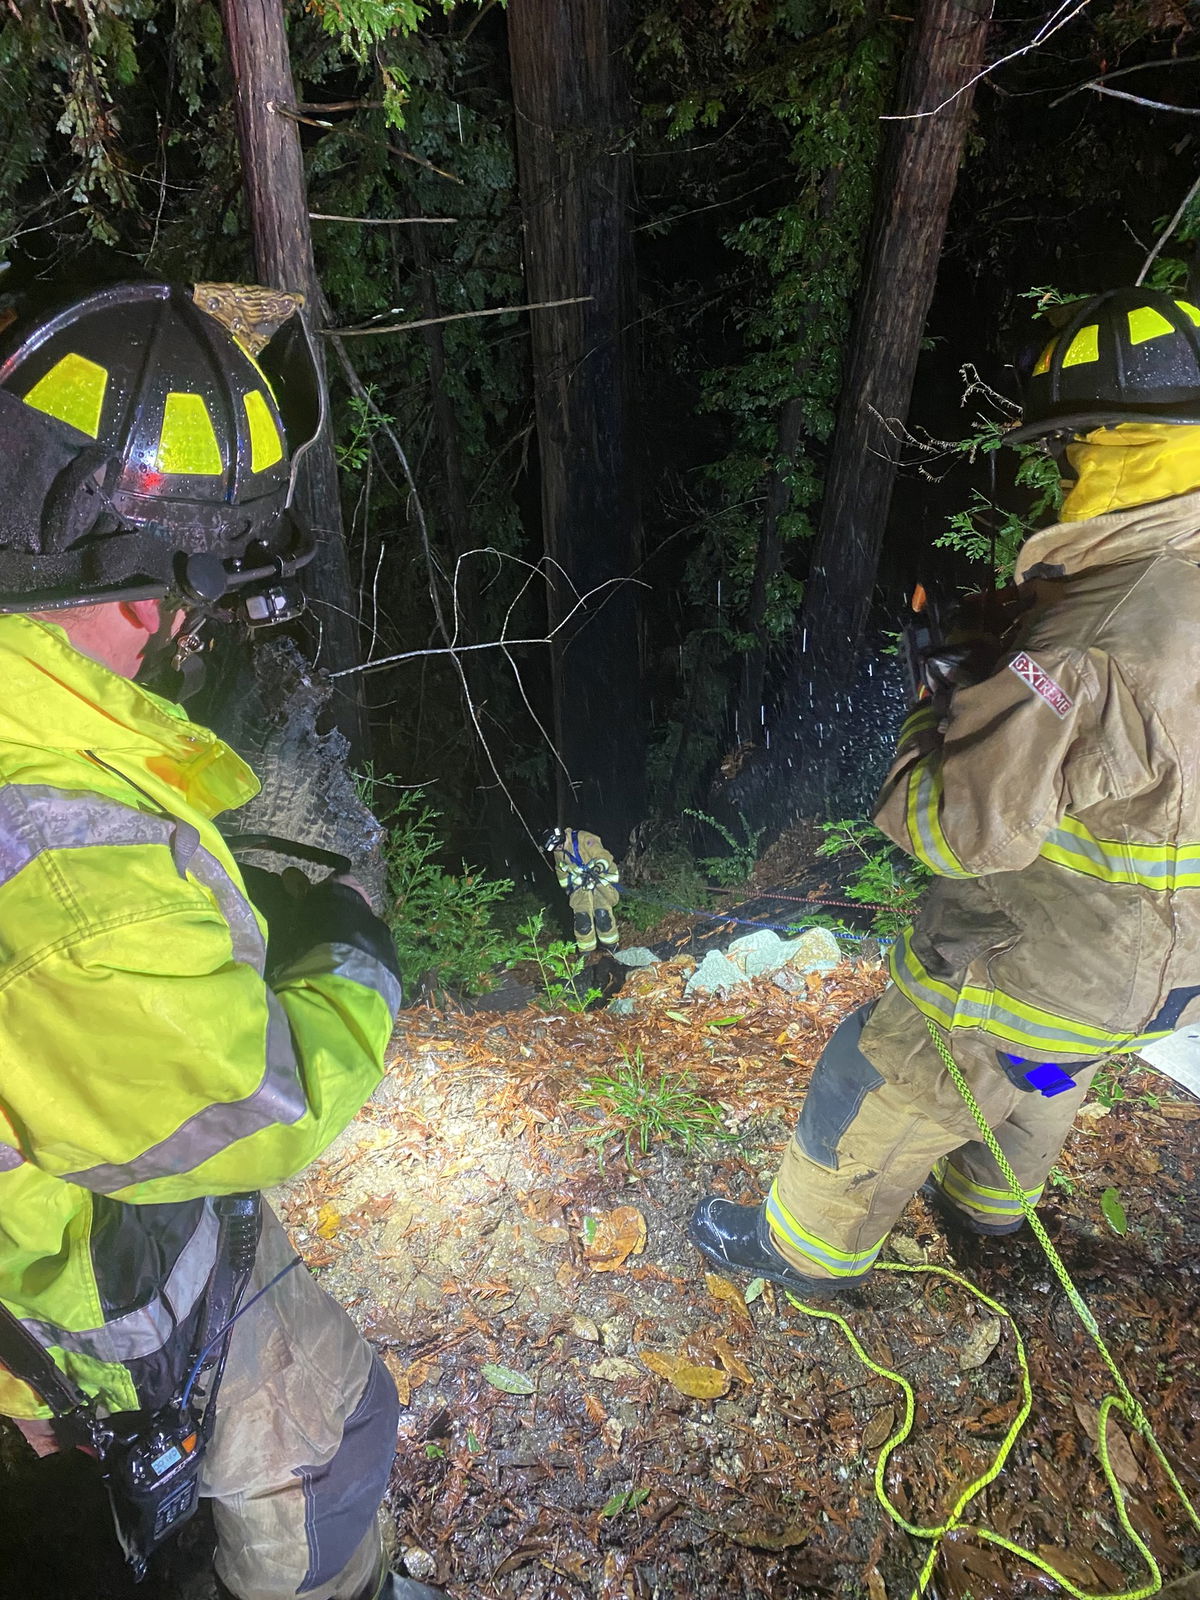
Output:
[781, 1018, 1200, 1600]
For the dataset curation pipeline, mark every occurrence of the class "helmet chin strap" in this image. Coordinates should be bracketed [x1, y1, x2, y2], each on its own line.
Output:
[136, 598, 213, 700]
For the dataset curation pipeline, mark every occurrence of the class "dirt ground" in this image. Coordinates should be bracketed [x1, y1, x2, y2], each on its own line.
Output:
[3, 928, 1200, 1599]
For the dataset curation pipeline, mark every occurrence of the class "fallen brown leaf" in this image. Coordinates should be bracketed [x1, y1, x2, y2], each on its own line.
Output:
[712, 1336, 753, 1384]
[866, 1569, 888, 1600]
[730, 1524, 808, 1551]
[705, 1273, 752, 1322]
[862, 1405, 896, 1450]
[1073, 1401, 1144, 1487]
[584, 1206, 647, 1272]
[638, 1348, 730, 1399]
[959, 1317, 1002, 1371]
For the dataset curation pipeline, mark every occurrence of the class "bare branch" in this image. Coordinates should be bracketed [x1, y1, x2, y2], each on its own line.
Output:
[310, 212, 456, 225]
[881, 0, 1090, 122]
[271, 102, 463, 184]
[326, 296, 592, 338]
[327, 338, 546, 850]
[1049, 54, 1200, 110]
[1088, 83, 1200, 116]
[1138, 169, 1200, 285]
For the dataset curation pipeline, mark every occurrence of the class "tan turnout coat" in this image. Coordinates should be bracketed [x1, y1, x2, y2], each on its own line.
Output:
[875, 490, 1200, 1060]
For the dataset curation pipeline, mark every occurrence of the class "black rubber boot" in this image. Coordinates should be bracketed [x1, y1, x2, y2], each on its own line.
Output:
[687, 1196, 868, 1298]
[573, 910, 596, 952]
[593, 905, 618, 947]
[377, 1576, 445, 1599]
[920, 1177, 1023, 1238]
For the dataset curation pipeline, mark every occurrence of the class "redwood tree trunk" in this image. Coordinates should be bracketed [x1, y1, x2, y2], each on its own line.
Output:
[220, 0, 367, 758]
[507, 0, 644, 849]
[777, 0, 991, 812]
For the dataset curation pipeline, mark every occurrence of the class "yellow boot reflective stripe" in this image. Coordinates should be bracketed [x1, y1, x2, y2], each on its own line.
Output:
[904, 756, 975, 880]
[23, 352, 110, 438]
[933, 1157, 1044, 1218]
[766, 1182, 886, 1277]
[888, 933, 1172, 1054]
[1040, 814, 1200, 890]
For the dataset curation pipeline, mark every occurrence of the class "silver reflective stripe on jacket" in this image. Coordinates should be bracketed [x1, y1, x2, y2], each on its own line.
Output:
[0, 783, 310, 1191]
[274, 942, 403, 1019]
[0, 1144, 25, 1172]
[63, 994, 305, 1193]
[18, 1200, 220, 1364]
[0, 785, 265, 970]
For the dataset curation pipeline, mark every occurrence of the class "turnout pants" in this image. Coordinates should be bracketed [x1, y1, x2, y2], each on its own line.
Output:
[201, 1206, 399, 1600]
[568, 882, 620, 947]
[766, 985, 1101, 1283]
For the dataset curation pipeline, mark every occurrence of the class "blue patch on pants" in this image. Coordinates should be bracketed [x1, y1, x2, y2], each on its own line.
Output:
[794, 1002, 883, 1171]
[296, 1354, 399, 1593]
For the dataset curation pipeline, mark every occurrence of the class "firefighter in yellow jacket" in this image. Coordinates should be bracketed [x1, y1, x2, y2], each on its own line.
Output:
[544, 826, 621, 952]
[691, 285, 1200, 1294]
[0, 284, 440, 1599]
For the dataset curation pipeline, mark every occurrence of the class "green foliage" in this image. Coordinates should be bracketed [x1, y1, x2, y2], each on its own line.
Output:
[601, 1487, 651, 1518]
[573, 1047, 734, 1166]
[1100, 1185, 1128, 1236]
[358, 770, 515, 993]
[817, 818, 931, 936]
[335, 390, 396, 472]
[932, 416, 1063, 582]
[508, 911, 603, 1013]
[683, 807, 764, 886]
[1048, 1165, 1077, 1197]
[1090, 1055, 1159, 1110]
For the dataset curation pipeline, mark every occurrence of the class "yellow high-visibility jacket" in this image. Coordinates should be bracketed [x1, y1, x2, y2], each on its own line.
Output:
[0, 615, 400, 1419]
[875, 490, 1200, 1060]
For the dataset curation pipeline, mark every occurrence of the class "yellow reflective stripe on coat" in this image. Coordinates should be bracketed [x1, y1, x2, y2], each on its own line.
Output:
[1040, 813, 1200, 890]
[766, 1182, 886, 1277]
[932, 1158, 1044, 1218]
[888, 932, 1170, 1054]
[904, 755, 975, 879]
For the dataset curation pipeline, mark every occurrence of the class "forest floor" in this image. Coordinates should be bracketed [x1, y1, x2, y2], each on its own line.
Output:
[3, 871, 1200, 1600]
[274, 949, 1200, 1600]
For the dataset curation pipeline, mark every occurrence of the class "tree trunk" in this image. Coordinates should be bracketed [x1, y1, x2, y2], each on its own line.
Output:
[507, 0, 644, 850]
[219, 0, 368, 758]
[405, 227, 478, 639]
[780, 0, 991, 812]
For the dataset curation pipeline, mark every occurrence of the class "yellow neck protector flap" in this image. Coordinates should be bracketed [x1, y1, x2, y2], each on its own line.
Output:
[1061, 422, 1200, 522]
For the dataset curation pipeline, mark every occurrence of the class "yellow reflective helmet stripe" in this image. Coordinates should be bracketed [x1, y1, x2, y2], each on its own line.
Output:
[156, 393, 223, 475]
[1176, 300, 1200, 327]
[1127, 305, 1175, 345]
[1061, 324, 1100, 368]
[1032, 338, 1057, 377]
[243, 389, 284, 472]
[23, 352, 109, 439]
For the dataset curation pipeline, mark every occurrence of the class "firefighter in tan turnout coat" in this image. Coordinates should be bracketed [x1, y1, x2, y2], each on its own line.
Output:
[545, 826, 621, 952]
[691, 285, 1200, 1293]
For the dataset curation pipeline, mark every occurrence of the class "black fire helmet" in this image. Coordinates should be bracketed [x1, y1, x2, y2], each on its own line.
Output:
[0, 280, 322, 612]
[1009, 286, 1200, 445]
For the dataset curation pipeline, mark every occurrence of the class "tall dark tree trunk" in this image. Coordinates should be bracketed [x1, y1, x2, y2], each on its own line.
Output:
[220, 0, 368, 758]
[760, 0, 991, 818]
[507, 0, 644, 850]
[404, 227, 478, 639]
